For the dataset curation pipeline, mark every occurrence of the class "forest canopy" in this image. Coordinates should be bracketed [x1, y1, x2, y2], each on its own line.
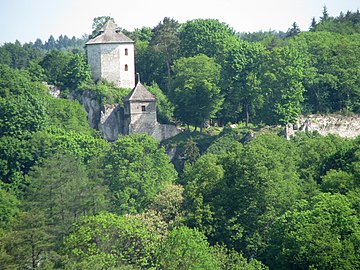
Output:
[0, 7, 360, 270]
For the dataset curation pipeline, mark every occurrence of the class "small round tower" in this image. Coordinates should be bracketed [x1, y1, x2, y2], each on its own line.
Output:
[86, 20, 135, 89]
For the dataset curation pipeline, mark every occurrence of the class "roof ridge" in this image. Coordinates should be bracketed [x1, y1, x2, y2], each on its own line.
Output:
[86, 21, 134, 45]
[123, 82, 156, 102]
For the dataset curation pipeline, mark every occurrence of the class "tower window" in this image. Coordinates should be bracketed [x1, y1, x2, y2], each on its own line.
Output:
[125, 64, 128, 71]
[141, 105, 146, 112]
[125, 48, 128, 55]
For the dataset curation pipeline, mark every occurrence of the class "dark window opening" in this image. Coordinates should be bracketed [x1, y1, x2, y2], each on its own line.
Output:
[141, 105, 146, 112]
[125, 64, 128, 71]
[125, 48, 128, 55]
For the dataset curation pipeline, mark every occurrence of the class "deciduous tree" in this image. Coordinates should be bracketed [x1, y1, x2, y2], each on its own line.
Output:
[170, 54, 223, 130]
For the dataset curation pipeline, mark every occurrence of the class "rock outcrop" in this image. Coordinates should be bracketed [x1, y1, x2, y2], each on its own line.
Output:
[294, 114, 360, 138]
[71, 89, 181, 142]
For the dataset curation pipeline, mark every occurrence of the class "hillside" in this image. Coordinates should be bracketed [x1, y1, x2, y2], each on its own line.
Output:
[0, 8, 360, 270]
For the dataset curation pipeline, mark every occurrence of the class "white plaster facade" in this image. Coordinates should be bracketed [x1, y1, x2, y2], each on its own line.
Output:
[86, 20, 135, 89]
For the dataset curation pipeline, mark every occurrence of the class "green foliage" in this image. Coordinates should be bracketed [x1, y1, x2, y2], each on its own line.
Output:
[46, 98, 93, 135]
[151, 17, 180, 92]
[170, 54, 223, 129]
[78, 80, 131, 106]
[182, 137, 201, 165]
[62, 53, 91, 90]
[213, 244, 268, 270]
[28, 127, 108, 164]
[2, 211, 54, 269]
[0, 64, 49, 138]
[0, 136, 34, 185]
[315, 9, 360, 34]
[65, 212, 159, 269]
[0, 189, 19, 229]
[179, 19, 238, 62]
[267, 193, 360, 270]
[0, 41, 44, 69]
[39, 50, 71, 85]
[294, 134, 353, 186]
[157, 226, 220, 270]
[183, 154, 226, 236]
[261, 46, 306, 124]
[222, 133, 302, 256]
[102, 134, 177, 214]
[289, 32, 360, 113]
[147, 184, 184, 225]
[25, 152, 108, 229]
[220, 41, 266, 124]
[146, 82, 174, 123]
[321, 169, 355, 194]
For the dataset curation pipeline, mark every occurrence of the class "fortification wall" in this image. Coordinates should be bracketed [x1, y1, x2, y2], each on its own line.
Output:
[285, 114, 360, 139]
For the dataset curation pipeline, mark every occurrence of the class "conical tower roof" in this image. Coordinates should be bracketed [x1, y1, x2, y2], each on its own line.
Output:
[86, 20, 134, 45]
[123, 82, 156, 102]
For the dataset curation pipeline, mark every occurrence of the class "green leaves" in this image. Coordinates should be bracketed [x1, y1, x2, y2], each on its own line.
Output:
[102, 134, 177, 214]
[0, 65, 49, 138]
[267, 193, 360, 270]
[170, 54, 223, 129]
[157, 226, 220, 270]
[261, 46, 306, 124]
[65, 212, 159, 269]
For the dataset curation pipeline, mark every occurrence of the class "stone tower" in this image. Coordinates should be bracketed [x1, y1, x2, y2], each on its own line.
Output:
[123, 82, 157, 135]
[86, 20, 135, 89]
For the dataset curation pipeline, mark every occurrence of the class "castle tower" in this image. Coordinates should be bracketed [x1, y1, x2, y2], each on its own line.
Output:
[86, 20, 135, 89]
[123, 82, 157, 135]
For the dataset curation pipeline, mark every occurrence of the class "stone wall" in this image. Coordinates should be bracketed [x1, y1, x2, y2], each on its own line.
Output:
[87, 43, 135, 89]
[294, 114, 360, 138]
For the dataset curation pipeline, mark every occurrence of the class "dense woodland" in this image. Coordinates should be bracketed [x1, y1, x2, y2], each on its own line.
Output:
[1, 7, 360, 269]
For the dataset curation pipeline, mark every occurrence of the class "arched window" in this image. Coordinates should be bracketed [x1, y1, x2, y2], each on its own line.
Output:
[125, 64, 128, 71]
[125, 48, 128, 55]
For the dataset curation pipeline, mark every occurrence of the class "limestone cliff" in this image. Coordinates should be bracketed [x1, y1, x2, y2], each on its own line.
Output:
[293, 114, 360, 138]
[70, 90, 125, 141]
[71, 90, 181, 142]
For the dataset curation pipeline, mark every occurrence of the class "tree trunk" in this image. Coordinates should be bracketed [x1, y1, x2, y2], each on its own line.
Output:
[166, 58, 171, 93]
[246, 102, 250, 127]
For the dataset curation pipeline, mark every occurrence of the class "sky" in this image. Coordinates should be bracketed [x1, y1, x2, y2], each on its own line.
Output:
[1, 0, 359, 44]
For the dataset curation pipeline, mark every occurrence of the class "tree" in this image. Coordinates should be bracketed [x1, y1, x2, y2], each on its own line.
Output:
[90, 16, 114, 39]
[64, 212, 159, 269]
[220, 41, 266, 125]
[286, 22, 301, 38]
[101, 134, 177, 214]
[220, 133, 302, 257]
[147, 184, 184, 226]
[151, 17, 180, 93]
[25, 152, 107, 232]
[0, 189, 19, 229]
[0, 65, 49, 138]
[289, 32, 360, 113]
[2, 211, 54, 269]
[261, 46, 306, 124]
[309, 17, 317, 31]
[183, 153, 226, 236]
[320, 5, 330, 22]
[39, 50, 71, 85]
[267, 193, 360, 270]
[179, 19, 238, 63]
[146, 82, 174, 123]
[170, 54, 223, 130]
[157, 226, 220, 270]
[182, 137, 201, 165]
[63, 53, 91, 90]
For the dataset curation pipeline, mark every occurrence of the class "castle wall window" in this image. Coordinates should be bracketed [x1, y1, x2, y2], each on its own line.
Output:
[141, 105, 146, 112]
[125, 48, 128, 55]
[125, 64, 128, 71]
